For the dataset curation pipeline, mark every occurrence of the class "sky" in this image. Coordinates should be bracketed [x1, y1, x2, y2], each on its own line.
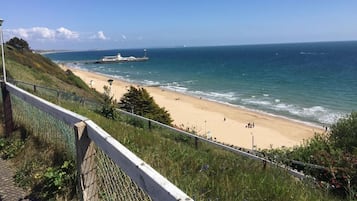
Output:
[1, 0, 357, 50]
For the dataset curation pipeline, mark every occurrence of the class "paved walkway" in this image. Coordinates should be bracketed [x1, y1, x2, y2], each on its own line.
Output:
[0, 158, 29, 201]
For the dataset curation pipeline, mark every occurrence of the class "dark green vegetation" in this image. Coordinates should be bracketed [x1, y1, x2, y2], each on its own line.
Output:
[0, 38, 346, 200]
[6, 37, 30, 51]
[263, 113, 357, 200]
[119, 86, 173, 125]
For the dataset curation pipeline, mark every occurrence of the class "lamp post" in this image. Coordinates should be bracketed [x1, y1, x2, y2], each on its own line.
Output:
[0, 18, 6, 82]
[204, 120, 207, 136]
[251, 132, 254, 151]
[0, 18, 13, 137]
[107, 79, 113, 95]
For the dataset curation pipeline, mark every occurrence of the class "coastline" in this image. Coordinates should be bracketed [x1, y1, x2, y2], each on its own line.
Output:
[60, 64, 324, 149]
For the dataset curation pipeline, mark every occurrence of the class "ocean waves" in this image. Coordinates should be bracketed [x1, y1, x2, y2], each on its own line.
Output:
[162, 80, 343, 125]
[45, 42, 357, 127]
[241, 95, 345, 125]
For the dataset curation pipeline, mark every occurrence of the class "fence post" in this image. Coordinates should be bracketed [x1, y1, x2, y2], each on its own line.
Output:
[195, 137, 198, 149]
[74, 121, 98, 201]
[33, 85, 37, 92]
[1, 82, 13, 137]
[148, 120, 152, 130]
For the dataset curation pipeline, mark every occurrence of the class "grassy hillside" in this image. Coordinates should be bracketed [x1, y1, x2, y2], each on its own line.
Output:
[1, 46, 343, 200]
[4, 45, 100, 99]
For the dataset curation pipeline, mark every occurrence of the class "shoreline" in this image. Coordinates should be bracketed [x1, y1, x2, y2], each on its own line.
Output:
[60, 64, 324, 149]
[68, 65, 323, 129]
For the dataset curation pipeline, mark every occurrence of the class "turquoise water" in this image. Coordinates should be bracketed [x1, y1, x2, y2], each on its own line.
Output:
[45, 41, 357, 125]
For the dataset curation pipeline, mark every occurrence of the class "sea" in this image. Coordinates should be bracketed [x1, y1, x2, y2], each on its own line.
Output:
[45, 41, 357, 126]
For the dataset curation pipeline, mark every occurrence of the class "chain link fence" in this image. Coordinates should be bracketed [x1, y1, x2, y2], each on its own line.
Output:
[4, 82, 190, 201]
[9, 79, 99, 109]
[96, 148, 151, 201]
[11, 94, 76, 154]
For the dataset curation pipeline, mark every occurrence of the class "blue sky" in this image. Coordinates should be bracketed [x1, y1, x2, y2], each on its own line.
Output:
[2, 1, 357, 50]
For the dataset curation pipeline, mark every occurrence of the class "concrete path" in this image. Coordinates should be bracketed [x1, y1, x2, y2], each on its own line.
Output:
[0, 158, 29, 201]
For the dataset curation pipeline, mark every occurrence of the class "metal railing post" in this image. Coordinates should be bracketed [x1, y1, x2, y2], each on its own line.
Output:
[74, 121, 98, 201]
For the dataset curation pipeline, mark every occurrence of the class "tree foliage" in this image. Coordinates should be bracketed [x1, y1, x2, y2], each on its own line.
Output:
[100, 86, 117, 119]
[329, 112, 357, 153]
[6, 37, 30, 51]
[119, 86, 173, 125]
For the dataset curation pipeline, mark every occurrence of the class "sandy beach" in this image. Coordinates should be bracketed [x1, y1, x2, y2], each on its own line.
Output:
[61, 65, 323, 149]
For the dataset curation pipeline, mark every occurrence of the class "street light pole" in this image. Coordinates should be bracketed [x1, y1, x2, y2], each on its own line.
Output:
[0, 18, 13, 137]
[0, 18, 6, 82]
[251, 132, 254, 151]
[204, 120, 207, 136]
[107, 79, 113, 96]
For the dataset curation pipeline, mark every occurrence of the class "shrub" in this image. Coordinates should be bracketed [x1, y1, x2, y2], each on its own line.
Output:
[329, 112, 357, 153]
[262, 112, 357, 199]
[6, 37, 30, 51]
[100, 85, 117, 119]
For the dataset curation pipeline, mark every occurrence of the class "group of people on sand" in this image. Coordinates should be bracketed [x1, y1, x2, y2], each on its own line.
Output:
[245, 122, 255, 128]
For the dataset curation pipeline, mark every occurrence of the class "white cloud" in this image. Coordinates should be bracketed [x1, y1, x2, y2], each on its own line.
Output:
[56, 27, 79, 39]
[7, 26, 78, 41]
[97, 31, 107, 40]
[90, 31, 108, 40]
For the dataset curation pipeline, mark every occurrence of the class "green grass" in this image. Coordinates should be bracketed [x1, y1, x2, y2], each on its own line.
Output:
[61, 102, 340, 201]
[3, 46, 101, 101]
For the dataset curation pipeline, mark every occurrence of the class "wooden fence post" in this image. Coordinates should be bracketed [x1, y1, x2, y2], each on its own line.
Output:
[1, 82, 13, 137]
[74, 121, 98, 201]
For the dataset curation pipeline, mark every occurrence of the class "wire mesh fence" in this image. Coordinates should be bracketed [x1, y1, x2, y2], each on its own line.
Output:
[96, 148, 152, 201]
[4, 82, 190, 201]
[10, 79, 99, 109]
[11, 94, 76, 155]
[4, 78, 331, 200]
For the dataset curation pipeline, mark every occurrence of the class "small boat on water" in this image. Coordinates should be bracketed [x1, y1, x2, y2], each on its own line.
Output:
[97, 49, 149, 63]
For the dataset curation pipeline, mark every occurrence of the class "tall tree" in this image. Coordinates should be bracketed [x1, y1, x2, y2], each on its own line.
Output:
[119, 86, 173, 125]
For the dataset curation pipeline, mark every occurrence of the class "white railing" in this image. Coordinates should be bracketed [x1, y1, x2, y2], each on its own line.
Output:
[5, 82, 193, 201]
